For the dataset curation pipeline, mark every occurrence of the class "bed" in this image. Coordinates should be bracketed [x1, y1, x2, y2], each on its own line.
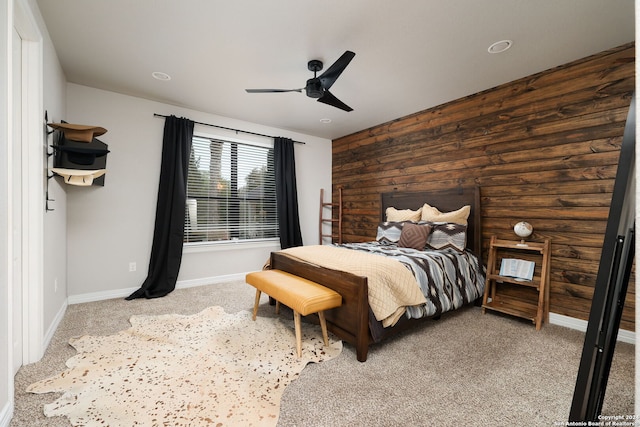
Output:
[269, 186, 485, 362]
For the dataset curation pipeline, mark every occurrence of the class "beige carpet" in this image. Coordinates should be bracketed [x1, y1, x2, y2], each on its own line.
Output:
[25, 305, 341, 426]
[11, 281, 635, 426]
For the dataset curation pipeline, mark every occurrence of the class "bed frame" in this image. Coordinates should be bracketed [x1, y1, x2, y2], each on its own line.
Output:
[270, 186, 482, 362]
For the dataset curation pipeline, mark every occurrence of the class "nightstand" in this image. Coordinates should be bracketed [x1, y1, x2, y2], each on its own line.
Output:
[482, 235, 551, 330]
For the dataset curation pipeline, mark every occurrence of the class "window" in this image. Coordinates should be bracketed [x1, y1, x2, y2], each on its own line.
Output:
[184, 136, 278, 244]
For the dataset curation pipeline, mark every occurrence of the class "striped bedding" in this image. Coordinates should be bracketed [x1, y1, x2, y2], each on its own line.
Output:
[336, 242, 486, 320]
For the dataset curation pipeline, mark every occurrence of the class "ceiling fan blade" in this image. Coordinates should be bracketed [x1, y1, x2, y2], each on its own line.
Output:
[318, 50, 355, 90]
[317, 90, 353, 112]
[245, 88, 303, 93]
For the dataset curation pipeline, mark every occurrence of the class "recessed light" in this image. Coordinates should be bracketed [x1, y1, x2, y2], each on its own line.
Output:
[320, 118, 332, 124]
[152, 71, 171, 81]
[488, 40, 513, 54]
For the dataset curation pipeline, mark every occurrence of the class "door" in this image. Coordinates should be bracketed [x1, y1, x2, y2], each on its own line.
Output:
[11, 25, 23, 375]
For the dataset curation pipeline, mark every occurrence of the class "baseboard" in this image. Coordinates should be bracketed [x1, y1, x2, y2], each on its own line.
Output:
[67, 273, 247, 305]
[67, 286, 140, 305]
[176, 273, 246, 289]
[43, 299, 68, 351]
[0, 400, 13, 427]
[549, 312, 635, 344]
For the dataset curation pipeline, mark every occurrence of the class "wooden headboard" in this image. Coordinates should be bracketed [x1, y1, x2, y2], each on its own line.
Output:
[380, 186, 482, 257]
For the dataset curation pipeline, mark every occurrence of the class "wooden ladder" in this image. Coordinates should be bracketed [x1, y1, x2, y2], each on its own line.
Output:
[319, 186, 343, 244]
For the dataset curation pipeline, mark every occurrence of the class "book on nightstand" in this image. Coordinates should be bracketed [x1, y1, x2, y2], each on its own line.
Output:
[499, 258, 535, 281]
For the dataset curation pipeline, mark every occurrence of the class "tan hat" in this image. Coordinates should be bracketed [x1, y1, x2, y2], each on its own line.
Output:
[48, 123, 107, 143]
[51, 168, 107, 186]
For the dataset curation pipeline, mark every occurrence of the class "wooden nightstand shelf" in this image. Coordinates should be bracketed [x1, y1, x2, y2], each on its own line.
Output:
[482, 235, 551, 330]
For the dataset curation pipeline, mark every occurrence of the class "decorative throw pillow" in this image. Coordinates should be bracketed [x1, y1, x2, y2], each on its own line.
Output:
[376, 221, 408, 244]
[425, 222, 467, 252]
[398, 223, 432, 250]
[421, 203, 470, 225]
[386, 206, 422, 222]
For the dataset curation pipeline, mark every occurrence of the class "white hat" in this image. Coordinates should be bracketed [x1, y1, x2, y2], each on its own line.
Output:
[51, 168, 107, 186]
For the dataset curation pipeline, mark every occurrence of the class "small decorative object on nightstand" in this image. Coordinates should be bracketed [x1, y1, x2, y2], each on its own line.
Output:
[513, 221, 533, 246]
[482, 235, 551, 330]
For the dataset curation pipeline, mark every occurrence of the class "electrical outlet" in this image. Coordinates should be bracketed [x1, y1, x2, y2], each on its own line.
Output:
[129, 262, 137, 272]
[54, 278, 58, 293]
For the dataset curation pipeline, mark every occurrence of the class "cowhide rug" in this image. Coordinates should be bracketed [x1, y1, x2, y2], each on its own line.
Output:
[27, 306, 342, 426]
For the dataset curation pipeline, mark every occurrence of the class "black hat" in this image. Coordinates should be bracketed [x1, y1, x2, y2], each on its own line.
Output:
[56, 145, 110, 166]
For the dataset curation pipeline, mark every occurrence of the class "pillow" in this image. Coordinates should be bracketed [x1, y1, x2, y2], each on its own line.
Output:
[376, 221, 409, 244]
[386, 206, 422, 222]
[398, 223, 432, 250]
[421, 203, 470, 225]
[425, 222, 467, 252]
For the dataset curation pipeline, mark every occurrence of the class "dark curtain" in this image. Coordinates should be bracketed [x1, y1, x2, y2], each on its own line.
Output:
[274, 137, 303, 249]
[126, 116, 194, 300]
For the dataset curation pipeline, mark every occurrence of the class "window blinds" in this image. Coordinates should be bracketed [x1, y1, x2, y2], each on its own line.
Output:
[184, 136, 278, 243]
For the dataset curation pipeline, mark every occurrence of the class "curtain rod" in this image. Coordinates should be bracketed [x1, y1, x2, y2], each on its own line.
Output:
[153, 113, 305, 144]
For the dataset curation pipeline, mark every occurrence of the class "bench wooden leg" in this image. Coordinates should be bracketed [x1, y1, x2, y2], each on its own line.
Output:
[252, 289, 261, 320]
[275, 300, 281, 315]
[318, 311, 329, 346]
[293, 311, 302, 358]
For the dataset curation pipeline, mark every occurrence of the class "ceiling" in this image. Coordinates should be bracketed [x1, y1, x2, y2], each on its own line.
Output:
[36, 0, 635, 140]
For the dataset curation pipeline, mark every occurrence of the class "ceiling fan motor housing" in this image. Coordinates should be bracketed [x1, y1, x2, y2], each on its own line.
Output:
[305, 78, 324, 98]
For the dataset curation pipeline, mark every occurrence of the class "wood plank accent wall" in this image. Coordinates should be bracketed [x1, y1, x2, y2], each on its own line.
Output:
[331, 43, 635, 331]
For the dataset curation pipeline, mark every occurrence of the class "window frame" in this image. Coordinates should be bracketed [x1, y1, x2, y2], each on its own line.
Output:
[184, 129, 279, 248]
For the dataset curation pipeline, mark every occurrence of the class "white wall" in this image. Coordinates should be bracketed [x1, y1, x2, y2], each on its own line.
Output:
[66, 84, 332, 301]
[39, 1, 67, 349]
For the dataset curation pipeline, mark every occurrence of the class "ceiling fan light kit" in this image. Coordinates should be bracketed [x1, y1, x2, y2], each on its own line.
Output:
[246, 50, 356, 112]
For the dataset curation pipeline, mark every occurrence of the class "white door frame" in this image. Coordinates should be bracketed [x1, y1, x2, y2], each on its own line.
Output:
[13, 0, 44, 365]
[11, 21, 23, 376]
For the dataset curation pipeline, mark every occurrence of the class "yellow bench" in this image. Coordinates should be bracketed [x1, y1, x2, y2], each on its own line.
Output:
[246, 269, 342, 358]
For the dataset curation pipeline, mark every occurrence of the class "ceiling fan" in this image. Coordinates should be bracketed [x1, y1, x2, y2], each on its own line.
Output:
[245, 50, 356, 112]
